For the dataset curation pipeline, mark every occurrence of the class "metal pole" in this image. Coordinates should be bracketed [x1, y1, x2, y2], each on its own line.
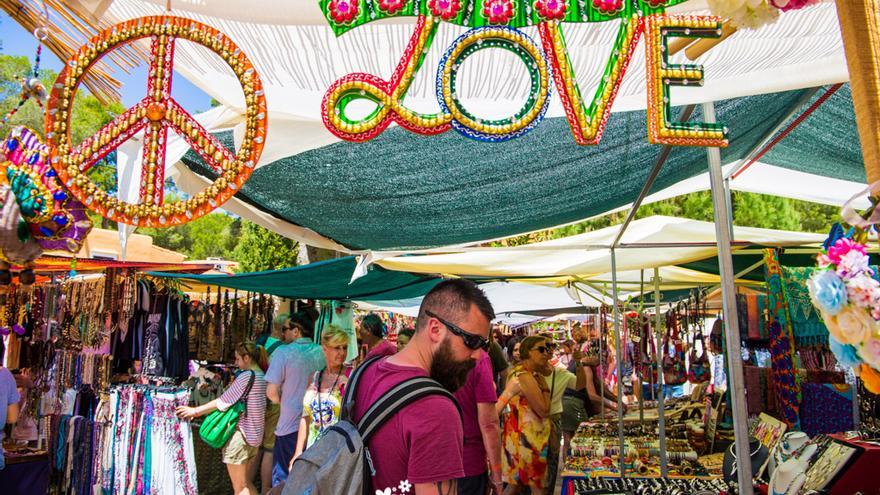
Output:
[599, 312, 605, 418]
[704, 102, 754, 495]
[611, 248, 627, 478]
[639, 271, 645, 424]
[654, 267, 668, 477]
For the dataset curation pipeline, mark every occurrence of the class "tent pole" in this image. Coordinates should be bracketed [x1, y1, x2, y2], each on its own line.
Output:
[611, 248, 627, 477]
[611, 105, 696, 248]
[654, 267, 668, 477]
[704, 101, 753, 495]
[723, 87, 820, 180]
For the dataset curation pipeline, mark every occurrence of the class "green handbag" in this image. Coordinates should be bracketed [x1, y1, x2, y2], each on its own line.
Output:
[199, 370, 256, 449]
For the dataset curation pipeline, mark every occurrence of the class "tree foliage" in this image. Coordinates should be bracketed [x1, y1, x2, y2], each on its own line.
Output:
[491, 191, 839, 246]
[231, 220, 299, 272]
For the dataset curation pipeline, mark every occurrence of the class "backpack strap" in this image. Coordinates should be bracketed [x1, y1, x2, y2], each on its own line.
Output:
[237, 370, 256, 417]
[340, 355, 384, 422]
[265, 340, 284, 356]
[357, 376, 461, 443]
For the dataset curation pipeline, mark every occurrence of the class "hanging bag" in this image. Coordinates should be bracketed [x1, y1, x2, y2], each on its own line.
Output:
[635, 314, 658, 384]
[662, 305, 687, 386]
[199, 370, 256, 448]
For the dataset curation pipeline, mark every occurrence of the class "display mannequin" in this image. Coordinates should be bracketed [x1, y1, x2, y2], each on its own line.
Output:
[723, 437, 769, 484]
[768, 458, 808, 495]
[768, 432, 810, 476]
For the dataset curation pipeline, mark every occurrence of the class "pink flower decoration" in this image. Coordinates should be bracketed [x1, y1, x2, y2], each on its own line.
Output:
[534, 0, 567, 20]
[428, 0, 462, 20]
[858, 335, 880, 369]
[593, 0, 623, 14]
[770, 0, 819, 12]
[483, 0, 514, 24]
[828, 238, 867, 264]
[846, 274, 880, 308]
[837, 250, 873, 280]
[328, 0, 359, 24]
[817, 253, 833, 268]
[378, 0, 407, 14]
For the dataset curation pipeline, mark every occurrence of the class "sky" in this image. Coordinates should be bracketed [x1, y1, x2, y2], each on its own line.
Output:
[1, 12, 213, 111]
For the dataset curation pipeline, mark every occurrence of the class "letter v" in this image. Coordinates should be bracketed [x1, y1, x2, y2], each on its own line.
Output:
[538, 13, 643, 145]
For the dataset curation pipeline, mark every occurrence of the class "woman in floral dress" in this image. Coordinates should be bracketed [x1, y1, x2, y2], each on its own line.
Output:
[496, 335, 553, 494]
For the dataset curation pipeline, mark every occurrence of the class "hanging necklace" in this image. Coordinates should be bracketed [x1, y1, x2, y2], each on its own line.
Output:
[770, 470, 805, 495]
[728, 442, 762, 476]
[317, 365, 344, 433]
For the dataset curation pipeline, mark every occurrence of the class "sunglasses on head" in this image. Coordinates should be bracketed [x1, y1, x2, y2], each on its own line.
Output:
[425, 310, 489, 351]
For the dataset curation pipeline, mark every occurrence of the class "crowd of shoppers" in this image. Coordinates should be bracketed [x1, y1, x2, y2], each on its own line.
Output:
[172, 283, 620, 495]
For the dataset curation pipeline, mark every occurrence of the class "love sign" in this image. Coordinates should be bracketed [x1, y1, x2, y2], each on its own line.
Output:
[320, 0, 728, 147]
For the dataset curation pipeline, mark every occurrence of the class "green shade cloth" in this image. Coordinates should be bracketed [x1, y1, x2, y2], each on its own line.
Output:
[181, 86, 862, 251]
[148, 256, 440, 300]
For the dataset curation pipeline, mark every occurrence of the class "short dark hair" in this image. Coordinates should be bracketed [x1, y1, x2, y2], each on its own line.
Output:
[290, 311, 314, 339]
[417, 279, 494, 332]
[361, 313, 386, 338]
[398, 327, 415, 340]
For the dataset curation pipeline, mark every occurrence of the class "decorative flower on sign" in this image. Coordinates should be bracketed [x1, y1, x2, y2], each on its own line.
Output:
[769, 0, 820, 12]
[378, 0, 407, 15]
[428, 0, 462, 20]
[706, 0, 779, 29]
[483, 0, 515, 24]
[809, 228, 880, 375]
[593, 0, 624, 15]
[534, 0, 567, 20]
[808, 270, 848, 315]
[858, 335, 880, 370]
[329, 0, 359, 24]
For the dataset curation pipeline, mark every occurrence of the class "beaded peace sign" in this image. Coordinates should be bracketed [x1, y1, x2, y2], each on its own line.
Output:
[45, 16, 268, 227]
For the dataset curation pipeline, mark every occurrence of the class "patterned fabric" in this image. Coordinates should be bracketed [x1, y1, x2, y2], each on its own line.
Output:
[781, 266, 831, 346]
[799, 383, 854, 436]
[502, 365, 551, 489]
[301, 370, 347, 448]
[764, 249, 801, 428]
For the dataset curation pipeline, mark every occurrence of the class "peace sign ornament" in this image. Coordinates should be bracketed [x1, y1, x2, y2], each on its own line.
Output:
[45, 16, 267, 227]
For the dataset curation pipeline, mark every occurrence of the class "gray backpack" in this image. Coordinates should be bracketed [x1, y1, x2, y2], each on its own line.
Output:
[283, 356, 460, 495]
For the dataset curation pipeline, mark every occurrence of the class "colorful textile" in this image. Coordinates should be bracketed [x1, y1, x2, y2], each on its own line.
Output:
[763, 249, 801, 428]
[781, 266, 831, 346]
[502, 365, 551, 489]
[301, 370, 347, 449]
[799, 383, 854, 436]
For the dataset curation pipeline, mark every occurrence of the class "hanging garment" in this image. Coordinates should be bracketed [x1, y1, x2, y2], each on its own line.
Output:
[764, 249, 801, 428]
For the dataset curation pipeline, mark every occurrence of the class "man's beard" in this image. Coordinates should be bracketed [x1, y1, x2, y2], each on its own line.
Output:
[430, 337, 476, 392]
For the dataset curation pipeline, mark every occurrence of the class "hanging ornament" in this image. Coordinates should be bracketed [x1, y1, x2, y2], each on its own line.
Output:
[1, 22, 48, 126]
[1, 126, 92, 254]
[45, 16, 268, 228]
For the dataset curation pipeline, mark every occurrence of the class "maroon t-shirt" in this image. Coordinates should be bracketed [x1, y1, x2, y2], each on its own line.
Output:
[366, 340, 397, 360]
[453, 351, 498, 476]
[353, 358, 465, 490]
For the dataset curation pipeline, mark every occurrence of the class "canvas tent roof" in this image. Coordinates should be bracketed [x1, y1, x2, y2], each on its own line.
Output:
[69, 1, 862, 252]
[371, 215, 825, 281]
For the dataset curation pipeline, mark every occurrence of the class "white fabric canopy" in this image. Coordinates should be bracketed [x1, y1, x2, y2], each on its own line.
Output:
[79, 0, 853, 252]
[372, 215, 825, 280]
[93, 1, 846, 162]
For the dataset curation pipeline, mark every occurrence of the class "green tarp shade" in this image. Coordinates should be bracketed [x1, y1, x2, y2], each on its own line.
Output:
[181, 86, 862, 251]
[149, 256, 440, 301]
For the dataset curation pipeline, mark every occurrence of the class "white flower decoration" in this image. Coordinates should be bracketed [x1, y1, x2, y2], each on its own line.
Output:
[398, 480, 413, 493]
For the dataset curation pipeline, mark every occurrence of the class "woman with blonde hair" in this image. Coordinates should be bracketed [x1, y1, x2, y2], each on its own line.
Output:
[292, 325, 352, 461]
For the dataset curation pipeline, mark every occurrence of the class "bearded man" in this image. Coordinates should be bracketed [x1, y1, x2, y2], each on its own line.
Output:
[351, 279, 494, 495]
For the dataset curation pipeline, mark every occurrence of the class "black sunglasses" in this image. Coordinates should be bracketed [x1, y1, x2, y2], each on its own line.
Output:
[534, 345, 554, 354]
[425, 310, 489, 351]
